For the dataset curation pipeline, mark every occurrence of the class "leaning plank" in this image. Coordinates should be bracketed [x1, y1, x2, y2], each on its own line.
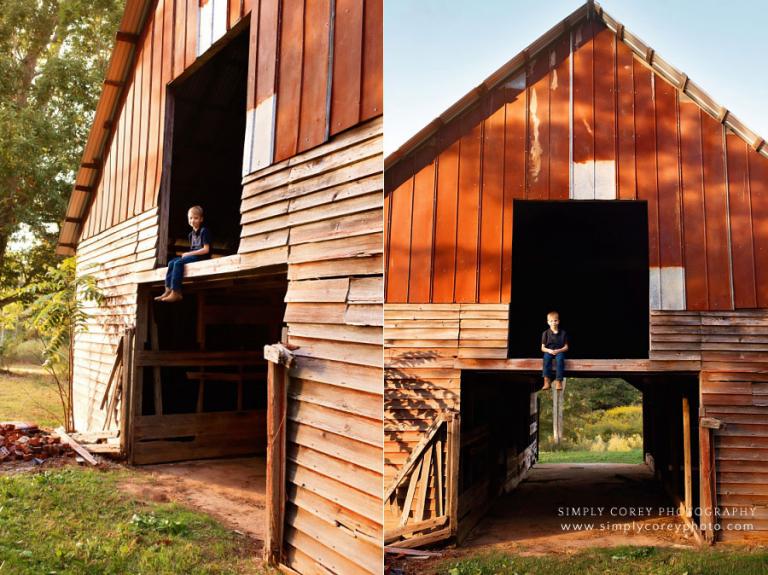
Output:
[384, 414, 445, 501]
[392, 526, 453, 549]
[414, 446, 433, 522]
[384, 515, 448, 544]
[99, 335, 124, 409]
[55, 427, 99, 465]
[399, 459, 421, 527]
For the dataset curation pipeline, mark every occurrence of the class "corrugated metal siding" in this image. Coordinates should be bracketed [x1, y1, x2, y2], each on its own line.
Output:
[384, 20, 768, 311]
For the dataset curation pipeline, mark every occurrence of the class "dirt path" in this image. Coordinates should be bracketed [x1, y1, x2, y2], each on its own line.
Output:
[120, 456, 266, 549]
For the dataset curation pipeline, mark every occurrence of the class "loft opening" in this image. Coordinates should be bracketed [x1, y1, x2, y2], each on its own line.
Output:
[130, 265, 287, 464]
[457, 371, 700, 543]
[158, 22, 249, 265]
[508, 200, 649, 359]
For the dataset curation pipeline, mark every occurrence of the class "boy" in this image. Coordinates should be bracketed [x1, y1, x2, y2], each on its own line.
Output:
[156, 205, 211, 302]
[541, 310, 568, 390]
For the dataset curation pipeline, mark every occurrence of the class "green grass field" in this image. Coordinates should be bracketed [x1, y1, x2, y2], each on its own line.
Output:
[538, 449, 643, 464]
[439, 547, 768, 575]
[0, 468, 266, 574]
[0, 364, 63, 427]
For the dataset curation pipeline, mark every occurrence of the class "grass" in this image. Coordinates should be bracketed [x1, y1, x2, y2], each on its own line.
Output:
[0, 468, 266, 574]
[538, 449, 643, 464]
[0, 364, 63, 428]
[439, 546, 768, 575]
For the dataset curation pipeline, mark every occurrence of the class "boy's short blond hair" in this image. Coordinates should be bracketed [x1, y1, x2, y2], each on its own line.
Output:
[547, 311, 559, 319]
[188, 205, 204, 217]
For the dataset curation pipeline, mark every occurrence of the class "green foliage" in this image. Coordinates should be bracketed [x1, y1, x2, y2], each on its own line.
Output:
[0, 0, 124, 308]
[0, 468, 263, 574]
[439, 547, 768, 575]
[539, 449, 643, 464]
[539, 378, 642, 453]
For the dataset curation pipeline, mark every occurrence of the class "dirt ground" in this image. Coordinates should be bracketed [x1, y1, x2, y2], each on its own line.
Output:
[120, 456, 267, 549]
[391, 463, 699, 572]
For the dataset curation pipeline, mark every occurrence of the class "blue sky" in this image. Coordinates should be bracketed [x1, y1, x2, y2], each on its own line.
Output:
[384, 0, 768, 156]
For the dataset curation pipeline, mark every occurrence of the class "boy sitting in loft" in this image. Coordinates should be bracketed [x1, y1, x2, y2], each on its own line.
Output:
[155, 205, 211, 303]
[541, 310, 568, 390]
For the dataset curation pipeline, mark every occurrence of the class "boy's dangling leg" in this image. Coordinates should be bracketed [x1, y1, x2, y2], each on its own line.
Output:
[542, 353, 552, 390]
[162, 257, 185, 303]
[554, 353, 565, 390]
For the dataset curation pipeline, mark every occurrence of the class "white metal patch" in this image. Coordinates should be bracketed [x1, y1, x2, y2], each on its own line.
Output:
[198, 0, 213, 56]
[660, 266, 686, 310]
[594, 160, 616, 200]
[649, 267, 661, 310]
[572, 161, 594, 199]
[250, 95, 276, 172]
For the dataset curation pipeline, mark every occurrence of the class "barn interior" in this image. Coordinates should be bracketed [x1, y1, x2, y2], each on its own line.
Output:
[456, 371, 700, 544]
[163, 23, 249, 263]
[508, 200, 649, 359]
[130, 265, 287, 468]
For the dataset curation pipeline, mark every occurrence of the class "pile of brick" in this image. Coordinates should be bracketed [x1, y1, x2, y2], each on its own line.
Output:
[0, 423, 74, 464]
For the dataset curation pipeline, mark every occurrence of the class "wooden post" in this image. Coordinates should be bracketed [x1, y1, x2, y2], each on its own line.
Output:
[264, 343, 293, 566]
[120, 327, 135, 457]
[446, 412, 460, 536]
[699, 421, 715, 543]
[552, 379, 565, 445]
[682, 396, 692, 518]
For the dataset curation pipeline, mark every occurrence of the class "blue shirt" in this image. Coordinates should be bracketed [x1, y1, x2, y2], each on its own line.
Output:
[189, 227, 211, 256]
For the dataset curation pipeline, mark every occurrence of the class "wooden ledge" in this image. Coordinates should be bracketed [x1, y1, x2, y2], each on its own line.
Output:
[453, 358, 701, 373]
[133, 250, 288, 285]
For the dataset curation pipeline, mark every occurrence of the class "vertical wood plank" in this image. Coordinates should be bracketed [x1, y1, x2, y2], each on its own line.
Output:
[173, 0, 187, 79]
[749, 149, 768, 307]
[726, 134, 757, 308]
[228, 0, 241, 29]
[330, 0, 363, 135]
[682, 396, 692, 518]
[109, 116, 120, 226]
[549, 33, 570, 200]
[634, 61, 660, 269]
[525, 49, 550, 200]
[253, 0, 279, 169]
[455, 122, 482, 302]
[298, 0, 330, 152]
[679, 101, 708, 310]
[503, 90, 526, 303]
[592, 25, 616, 199]
[146, 7, 164, 208]
[274, 0, 304, 162]
[136, 22, 153, 214]
[432, 142, 460, 303]
[616, 40, 636, 200]
[265, 361, 287, 564]
[701, 114, 732, 310]
[360, 0, 382, 121]
[479, 106, 504, 302]
[386, 176, 414, 302]
[571, 19, 595, 199]
[408, 161, 436, 302]
[185, 0, 198, 68]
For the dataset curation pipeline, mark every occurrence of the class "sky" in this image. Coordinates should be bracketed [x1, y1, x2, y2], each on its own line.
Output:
[384, 0, 768, 157]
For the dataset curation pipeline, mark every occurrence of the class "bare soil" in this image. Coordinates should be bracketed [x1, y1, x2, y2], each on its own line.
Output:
[119, 456, 267, 549]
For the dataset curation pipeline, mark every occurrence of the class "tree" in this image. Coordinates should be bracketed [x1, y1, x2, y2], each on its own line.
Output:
[20, 257, 103, 431]
[0, 0, 124, 306]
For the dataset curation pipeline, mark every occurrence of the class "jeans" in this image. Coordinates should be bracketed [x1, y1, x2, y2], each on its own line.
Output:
[165, 255, 205, 291]
[543, 352, 566, 381]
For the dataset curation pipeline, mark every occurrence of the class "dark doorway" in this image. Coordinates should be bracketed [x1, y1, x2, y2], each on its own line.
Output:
[508, 200, 649, 359]
[159, 23, 249, 265]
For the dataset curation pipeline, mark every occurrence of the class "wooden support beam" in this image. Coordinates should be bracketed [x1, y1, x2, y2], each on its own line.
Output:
[682, 396, 692, 518]
[120, 327, 134, 457]
[64, 217, 82, 224]
[116, 31, 140, 43]
[699, 421, 716, 544]
[74, 185, 94, 193]
[104, 79, 124, 87]
[414, 446, 433, 523]
[399, 458, 422, 527]
[263, 343, 295, 367]
[81, 161, 101, 169]
[264, 359, 287, 565]
[446, 412, 460, 537]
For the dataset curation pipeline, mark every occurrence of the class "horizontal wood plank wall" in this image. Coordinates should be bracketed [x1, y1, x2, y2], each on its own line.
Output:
[701, 370, 768, 540]
[241, 118, 383, 575]
[73, 208, 159, 430]
[82, 0, 382, 241]
[384, 20, 768, 310]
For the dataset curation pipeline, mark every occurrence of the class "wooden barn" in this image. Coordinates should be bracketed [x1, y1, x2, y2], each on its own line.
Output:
[384, 1, 768, 547]
[56, 0, 383, 572]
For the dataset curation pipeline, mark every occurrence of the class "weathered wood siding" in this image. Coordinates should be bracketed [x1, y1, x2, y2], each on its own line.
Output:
[73, 208, 159, 430]
[384, 19, 768, 311]
[77, 0, 382, 242]
[240, 118, 383, 574]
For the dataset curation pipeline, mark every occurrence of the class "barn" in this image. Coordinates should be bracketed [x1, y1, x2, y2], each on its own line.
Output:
[56, 0, 383, 572]
[384, 1, 768, 547]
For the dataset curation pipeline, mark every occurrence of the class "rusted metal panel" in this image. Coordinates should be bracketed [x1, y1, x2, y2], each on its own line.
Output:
[592, 25, 616, 200]
[679, 99, 709, 310]
[409, 161, 436, 302]
[330, 0, 363, 135]
[454, 123, 482, 302]
[549, 33, 571, 201]
[571, 19, 595, 199]
[503, 90, 526, 304]
[298, 0, 331, 153]
[361, 0, 383, 122]
[616, 39, 636, 200]
[386, 177, 414, 303]
[750, 149, 768, 308]
[274, 0, 304, 162]
[479, 106, 505, 302]
[526, 45, 551, 200]
[432, 142, 460, 303]
[701, 113, 732, 310]
[726, 134, 757, 309]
